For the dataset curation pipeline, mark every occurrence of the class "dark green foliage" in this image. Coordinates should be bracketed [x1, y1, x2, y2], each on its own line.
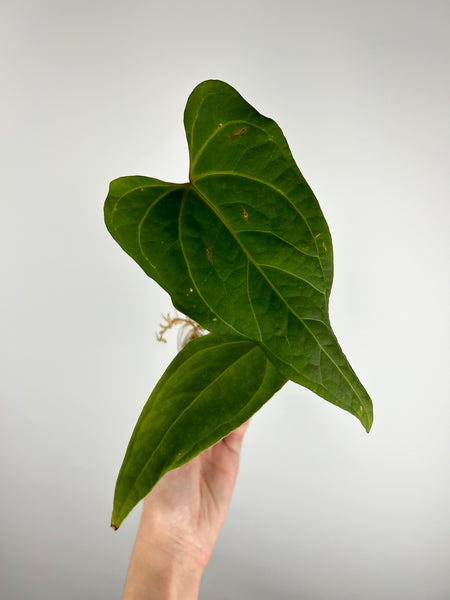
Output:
[111, 335, 286, 529]
[105, 80, 372, 529]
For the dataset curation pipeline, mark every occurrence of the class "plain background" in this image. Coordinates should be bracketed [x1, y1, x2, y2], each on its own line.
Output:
[1, 0, 449, 598]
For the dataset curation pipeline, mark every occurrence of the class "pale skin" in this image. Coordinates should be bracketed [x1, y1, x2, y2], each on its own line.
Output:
[122, 421, 249, 600]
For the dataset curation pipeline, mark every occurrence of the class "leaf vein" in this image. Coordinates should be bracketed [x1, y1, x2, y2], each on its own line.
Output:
[246, 262, 263, 342]
[259, 264, 326, 295]
[137, 187, 184, 273]
[111, 182, 176, 223]
[190, 120, 270, 175]
[178, 188, 242, 337]
[122, 344, 258, 511]
[236, 229, 319, 259]
[190, 184, 363, 407]
[194, 171, 327, 283]
[172, 351, 272, 469]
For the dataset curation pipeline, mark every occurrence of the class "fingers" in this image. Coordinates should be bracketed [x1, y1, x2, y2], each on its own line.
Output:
[233, 420, 250, 439]
[222, 420, 250, 455]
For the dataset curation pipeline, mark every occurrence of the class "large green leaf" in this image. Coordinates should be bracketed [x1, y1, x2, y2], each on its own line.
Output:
[111, 334, 286, 529]
[105, 80, 372, 432]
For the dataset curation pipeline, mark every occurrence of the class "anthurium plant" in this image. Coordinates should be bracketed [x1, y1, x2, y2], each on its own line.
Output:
[105, 80, 373, 530]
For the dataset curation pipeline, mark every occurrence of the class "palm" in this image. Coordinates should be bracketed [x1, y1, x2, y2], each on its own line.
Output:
[141, 422, 249, 568]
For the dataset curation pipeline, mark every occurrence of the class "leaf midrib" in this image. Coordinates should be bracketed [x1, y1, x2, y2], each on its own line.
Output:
[171, 344, 274, 469]
[189, 118, 256, 174]
[193, 170, 328, 289]
[115, 340, 257, 521]
[187, 110, 327, 282]
[188, 180, 366, 413]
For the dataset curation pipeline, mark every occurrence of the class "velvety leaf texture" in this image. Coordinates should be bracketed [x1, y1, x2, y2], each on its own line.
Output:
[105, 80, 373, 527]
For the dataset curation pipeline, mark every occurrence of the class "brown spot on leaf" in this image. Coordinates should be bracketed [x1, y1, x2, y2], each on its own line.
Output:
[232, 126, 248, 139]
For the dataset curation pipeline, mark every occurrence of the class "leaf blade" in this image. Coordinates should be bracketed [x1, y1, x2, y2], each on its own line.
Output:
[104, 177, 243, 336]
[105, 80, 373, 432]
[111, 334, 286, 529]
[183, 81, 372, 430]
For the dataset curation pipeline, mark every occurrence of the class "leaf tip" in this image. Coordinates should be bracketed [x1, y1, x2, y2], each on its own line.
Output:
[111, 509, 122, 531]
[362, 411, 373, 434]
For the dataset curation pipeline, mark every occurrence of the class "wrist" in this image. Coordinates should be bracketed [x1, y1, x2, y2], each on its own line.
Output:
[140, 501, 213, 570]
[122, 514, 204, 600]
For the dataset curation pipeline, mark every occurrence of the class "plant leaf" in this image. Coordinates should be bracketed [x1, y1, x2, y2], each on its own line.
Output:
[111, 333, 286, 529]
[105, 80, 373, 432]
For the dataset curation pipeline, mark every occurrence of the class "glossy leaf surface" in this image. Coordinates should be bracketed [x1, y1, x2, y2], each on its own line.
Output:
[111, 334, 286, 529]
[105, 80, 373, 432]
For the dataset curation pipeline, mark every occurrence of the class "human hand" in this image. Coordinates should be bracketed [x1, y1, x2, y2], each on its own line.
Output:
[122, 421, 249, 599]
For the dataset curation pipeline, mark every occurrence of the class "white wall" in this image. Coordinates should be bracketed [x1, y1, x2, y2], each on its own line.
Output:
[1, 1, 449, 598]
